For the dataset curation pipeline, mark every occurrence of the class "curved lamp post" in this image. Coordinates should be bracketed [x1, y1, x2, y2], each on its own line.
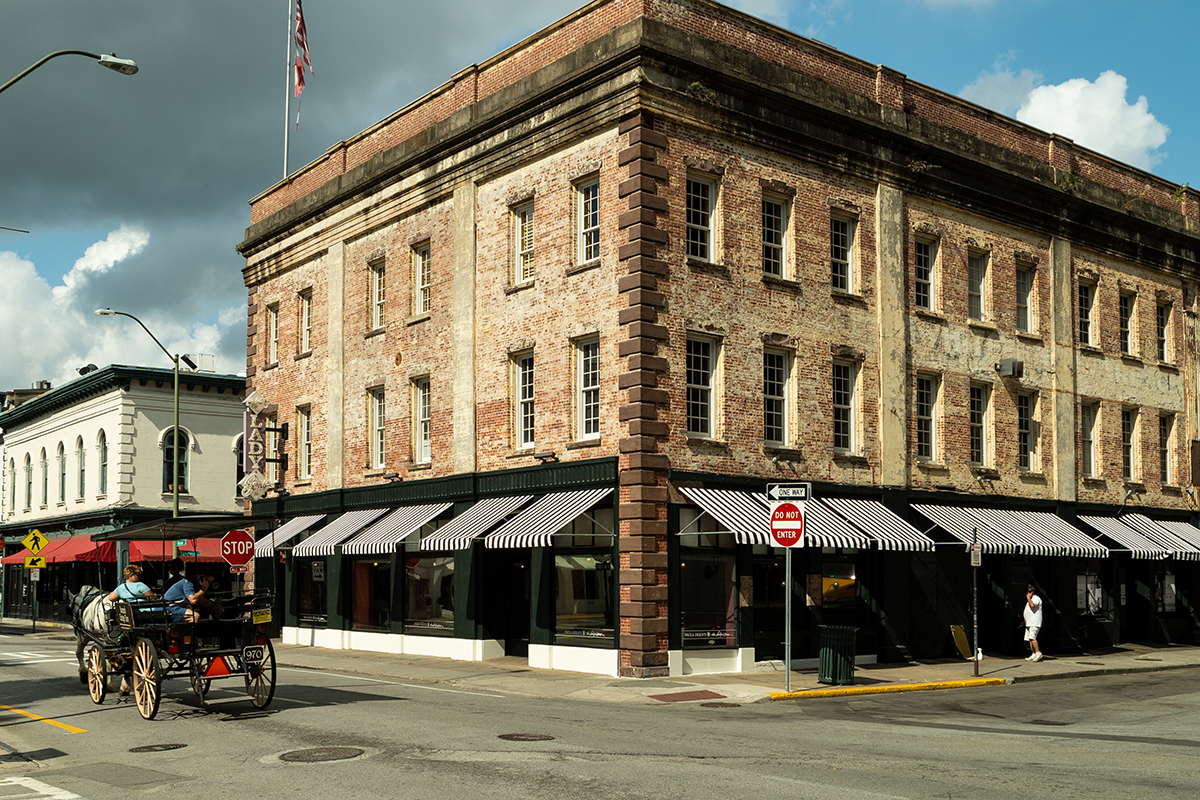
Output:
[95, 309, 197, 523]
[1, 50, 137, 96]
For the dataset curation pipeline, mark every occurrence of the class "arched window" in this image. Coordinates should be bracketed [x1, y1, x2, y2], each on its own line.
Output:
[8, 458, 15, 512]
[76, 436, 86, 499]
[56, 442, 66, 503]
[98, 430, 108, 496]
[40, 449, 48, 506]
[23, 454, 32, 510]
[163, 428, 189, 494]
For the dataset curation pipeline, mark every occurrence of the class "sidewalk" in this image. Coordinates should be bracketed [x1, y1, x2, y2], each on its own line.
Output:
[5, 617, 1199, 705]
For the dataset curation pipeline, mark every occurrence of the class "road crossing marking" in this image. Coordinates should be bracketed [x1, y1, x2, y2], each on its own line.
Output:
[0, 777, 81, 799]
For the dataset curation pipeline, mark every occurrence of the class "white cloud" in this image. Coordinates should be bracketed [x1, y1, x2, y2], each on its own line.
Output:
[1017, 71, 1169, 171]
[960, 53, 1043, 116]
[50, 224, 149, 304]
[726, 0, 788, 25]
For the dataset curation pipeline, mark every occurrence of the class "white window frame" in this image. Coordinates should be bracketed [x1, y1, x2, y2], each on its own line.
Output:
[1015, 265, 1034, 333]
[1122, 407, 1137, 481]
[23, 454, 32, 511]
[267, 303, 279, 364]
[914, 239, 936, 311]
[39, 449, 47, 506]
[1081, 402, 1098, 477]
[298, 406, 313, 479]
[413, 244, 432, 315]
[1160, 412, 1174, 485]
[1119, 292, 1135, 355]
[370, 261, 386, 330]
[76, 437, 86, 499]
[369, 388, 385, 469]
[969, 383, 990, 466]
[967, 251, 988, 321]
[299, 290, 312, 353]
[831, 359, 857, 452]
[686, 336, 718, 437]
[98, 430, 108, 496]
[1078, 282, 1095, 345]
[762, 195, 788, 278]
[1017, 392, 1037, 471]
[513, 353, 536, 448]
[576, 337, 601, 441]
[266, 413, 278, 483]
[57, 442, 66, 503]
[915, 374, 938, 461]
[414, 378, 431, 463]
[763, 348, 790, 446]
[577, 179, 600, 264]
[1156, 302, 1171, 362]
[514, 202, 536, 283]
[686, 175, 716, 262]
[831, 214, 856, 293]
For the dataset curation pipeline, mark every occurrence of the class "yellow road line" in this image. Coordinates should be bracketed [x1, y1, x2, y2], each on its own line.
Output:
[769, 677, 1006, 700]
[0, 703, 87, 734]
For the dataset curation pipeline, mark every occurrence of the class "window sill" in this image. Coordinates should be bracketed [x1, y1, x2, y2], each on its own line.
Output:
[566, 438, 602, 450]
[95, 495, 106, 502]
[1157, 361, 1180, 373]
[1120, 353, 1144, 365]
[365, 327, 386, 339]
[761, 273, 801, 291]
[504, 280, 535, 295]
[38, 504, 47, 511]
[1078, 343, 1103, 356]
[686, 259, 731, 278]
[1123, 480, 1146, 492]
[1081, 476, 1106, 487]
[566, 259, 601, 277]
[294, 351, 312, 361]
[262, 362, 278, 372]
[916, 460, 950, 472]
[830, 289, 866, 306]
[763, 445, 804, 462]
[1162, 484, 1182, 495]
[294, 479, 312, 487]
[56, 502, 67, 509]
[971, 466, 1000, 478]
[1018, 470, 1047, 482]
[405, 312, 431, 326]
[687, 436, 731, 453]
[967, 320, 998, 333]
[408, 462, 432, 471]
[506, 447, 537, 459]
[159, 493, 193, 500]
[1015, 332, 1045, 345]
[913, 308, 946, 323]
[832, 451, 868, 465]
[363, 468, 387, 478]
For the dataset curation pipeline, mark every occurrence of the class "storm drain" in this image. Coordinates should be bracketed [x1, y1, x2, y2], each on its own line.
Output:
[700, 702, 741, 709]
[279, 747, 365, 763]
[129, 744, 187, 753]
[498, 733, 555, 742]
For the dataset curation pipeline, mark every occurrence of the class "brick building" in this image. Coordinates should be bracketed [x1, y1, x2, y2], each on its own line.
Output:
[238, 0, 1200, 677]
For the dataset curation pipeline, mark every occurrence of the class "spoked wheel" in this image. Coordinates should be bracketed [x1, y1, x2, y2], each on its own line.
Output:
[131, 637, 161, 720]
[245, 639, 276, 709]
[84, 644, 107, 704]
[190, 660, 212, 699]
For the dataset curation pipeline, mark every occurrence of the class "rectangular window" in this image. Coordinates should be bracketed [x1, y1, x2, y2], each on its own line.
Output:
[832, 360, 856, 452]
[1122, 407, 1137, 480]
[686, 176, 715, 261]
[686, 337, 716, 436]
[967, 251, 988, 320]
[914, 239, 935, 311]
[514, 202, 535, 282]
[1018, 392, 1037, 470]
[414, 378, 431, 463]
[970, 383, 989, 465]
[1078, 283, 1094, 345]
[514, 353, 535, 448]
[830, 215, 855, 292]
[576, 338, 600, 440]
[266, 413, 278, 483]
[762, 196, 787, 277]
[1160, 413, 1174, 485]
[1081, 403, 1097, 477]
[578, 180, 600, 263]
[369, 388, 385, 469]
[413, 245, 432, 315]
[370, 261, 385, 329]
[1015, 266, 1033, 332]
[1119, 292, 1135, 354]
[916, 375, 938, 460]
[267, 304, 279, 364]
[763, 349, 789, 445]
[298, 406, 312, 479]
[298, 290, 312, 352]
[1156, 302, 1171, 361]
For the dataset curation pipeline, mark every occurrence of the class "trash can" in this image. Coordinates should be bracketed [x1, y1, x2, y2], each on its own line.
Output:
[817, 625, 858, 685]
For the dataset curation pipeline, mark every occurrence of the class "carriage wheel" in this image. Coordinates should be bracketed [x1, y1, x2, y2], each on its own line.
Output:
[132, 638, 161, 720]
[190, 660, 211, 699]
[84, 644, 107, 704]
[245, 639, 276, 709]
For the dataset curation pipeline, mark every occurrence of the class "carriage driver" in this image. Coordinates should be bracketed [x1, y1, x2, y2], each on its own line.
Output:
[162, 565, 218, 622]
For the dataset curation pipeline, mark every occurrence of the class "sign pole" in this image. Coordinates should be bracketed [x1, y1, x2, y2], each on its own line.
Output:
[784, 546, 793, 693]
[768, 483, 810, 695]
[972, 527, 979, 677]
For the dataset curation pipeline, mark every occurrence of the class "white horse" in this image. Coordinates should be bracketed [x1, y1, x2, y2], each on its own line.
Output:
[69, 586, 127, 693]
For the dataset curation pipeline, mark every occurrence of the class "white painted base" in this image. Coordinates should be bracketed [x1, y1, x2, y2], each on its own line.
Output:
[756, 655, 879, 671]
[667, 647, 756, 676]
[528, 644, 620, 677]
[281, 626, 503, 661]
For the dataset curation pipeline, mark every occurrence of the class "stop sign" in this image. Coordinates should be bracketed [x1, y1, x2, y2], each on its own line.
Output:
[221, 529, 255, 567]
[770, 501, 805, 548]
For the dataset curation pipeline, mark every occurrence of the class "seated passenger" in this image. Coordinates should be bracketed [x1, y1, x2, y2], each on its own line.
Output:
[108, 564, 155, 603]
[162, 566, 216, 622]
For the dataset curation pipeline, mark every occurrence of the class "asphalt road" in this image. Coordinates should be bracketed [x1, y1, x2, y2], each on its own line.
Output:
[2, 634, 1198, 799]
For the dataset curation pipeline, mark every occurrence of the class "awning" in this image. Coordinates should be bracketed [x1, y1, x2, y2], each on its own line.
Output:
[678, 487, 768, 544]
[342, 503, 453, 555]
[45, 536, 116, 563]
[92, 514, 274, 542]
[1154, 520, 1200, 553]
[290, 508, 390, 557]
[485, 488, 613, 548]
[131, 538, 223, 562]
[420, 495, 534, 550]
[1119, 514, 1200, 561]
[1000, 510, 1108, 558]
[912, 505, 1107, 557]
[254, 514, 325, 556]
[912, 504, 1016, 554]
[821, 498, 935, 551]
[1077, 516, 1168, 560]
[800, 498, 872, 548]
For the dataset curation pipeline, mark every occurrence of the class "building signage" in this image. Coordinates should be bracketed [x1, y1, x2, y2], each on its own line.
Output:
[767, 483, 810, 548]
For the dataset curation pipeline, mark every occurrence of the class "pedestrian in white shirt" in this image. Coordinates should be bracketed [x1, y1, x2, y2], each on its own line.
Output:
[1024, 584, 1043, 661]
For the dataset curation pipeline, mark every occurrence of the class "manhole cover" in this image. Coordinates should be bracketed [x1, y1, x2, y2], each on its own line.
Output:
[279, 747, 365, 763]
[700, 702, 741, 708]
[129, 744, 187, 753]
[497, 733, 554, 742]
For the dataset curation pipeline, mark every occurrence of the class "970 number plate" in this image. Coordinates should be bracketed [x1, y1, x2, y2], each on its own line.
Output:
[242, 645, 266, 663]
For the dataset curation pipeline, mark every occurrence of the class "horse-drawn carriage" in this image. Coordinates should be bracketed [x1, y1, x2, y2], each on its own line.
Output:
[72, 515, 278, 720]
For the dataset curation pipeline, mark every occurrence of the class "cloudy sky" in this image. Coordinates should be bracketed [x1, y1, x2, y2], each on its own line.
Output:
[1, 0, 1195, 392]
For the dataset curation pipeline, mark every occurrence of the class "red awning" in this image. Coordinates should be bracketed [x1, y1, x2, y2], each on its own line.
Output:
[44, 536, 116, 563]
[2, 536, 71, 564]
[130, 538, 223, 562]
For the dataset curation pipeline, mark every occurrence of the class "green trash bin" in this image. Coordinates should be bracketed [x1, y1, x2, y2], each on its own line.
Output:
[817, 625, 858, 685]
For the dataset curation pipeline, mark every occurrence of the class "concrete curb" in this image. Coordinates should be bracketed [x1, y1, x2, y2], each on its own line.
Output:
[1008, 661, 1200, 684]
[769, 677, 1007, 700]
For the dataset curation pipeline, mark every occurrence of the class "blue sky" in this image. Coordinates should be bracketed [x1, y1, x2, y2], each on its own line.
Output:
[1, 0, 1195, 392]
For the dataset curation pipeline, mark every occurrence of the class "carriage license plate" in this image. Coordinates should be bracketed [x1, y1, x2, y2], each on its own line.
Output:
[252, 608, 272, 625]
[242, 645, 266, 664]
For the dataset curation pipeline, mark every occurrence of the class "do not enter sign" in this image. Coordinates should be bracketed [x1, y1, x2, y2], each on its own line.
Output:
[770, 501, 806, 547]
[221, 529, 255, 567]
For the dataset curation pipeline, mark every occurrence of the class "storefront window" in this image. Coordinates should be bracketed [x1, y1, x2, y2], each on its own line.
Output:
[753, 556, 786, 609]
[351, 558, 391, 631]
[554, 553, 614, 646]
[821, 553, 858, 606]
[405, 555, 455, 636]
[1076, 561, 1110, 617]
[1155, 570, 1177, 613]
[296, 559, 327, 627]
[679, 507, 737, 648]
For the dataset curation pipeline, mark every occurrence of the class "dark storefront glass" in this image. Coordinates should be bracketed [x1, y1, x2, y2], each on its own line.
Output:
[297, 559, 328, 627]
[554, 553, 614, 646]
[1077, 560, 1111, 618]
[351, 557, 391, 631]
[679, 508, 738, 648]
[821, 555, 858, 606]
[404, 555, 455, 636]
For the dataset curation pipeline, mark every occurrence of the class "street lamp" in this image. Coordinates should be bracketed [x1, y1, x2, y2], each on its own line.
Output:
[95, 309, 197, 522]
[1, 50, 138, 96]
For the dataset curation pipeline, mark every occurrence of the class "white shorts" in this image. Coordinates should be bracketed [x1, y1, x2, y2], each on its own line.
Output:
[1024, 626, 1040, 641]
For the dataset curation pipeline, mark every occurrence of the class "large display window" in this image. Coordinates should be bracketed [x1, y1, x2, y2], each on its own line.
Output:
[351, 557, 391, 631]
[296, 559, 328, 627]
[679, 507, 737, 648]
[404, 554, 455, 636]
[553, 506, 615, 647]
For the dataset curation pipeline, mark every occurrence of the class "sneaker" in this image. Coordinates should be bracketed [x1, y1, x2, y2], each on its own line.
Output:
[1032, 652, 1043, 662]
[1024, 654, 1035, 661]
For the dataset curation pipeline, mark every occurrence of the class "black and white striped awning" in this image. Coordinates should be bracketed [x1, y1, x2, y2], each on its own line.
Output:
[913, 505, 1107, 557]
[1154, 520, 1200, 555]
[1077, 516, 1168, 560]
[341, 503, 453, 555]
[912, 505, 1016, 554]
[419, 495, 534, 550]
[678, 487, 769, 544]
[290, 508, 390, 557]
[1119, 514, 1200, 561]
[822, 498, 935, 551]
[800, 498, 872, 548]
[485, 488, 613, 548]
[253, 514, 324, 557]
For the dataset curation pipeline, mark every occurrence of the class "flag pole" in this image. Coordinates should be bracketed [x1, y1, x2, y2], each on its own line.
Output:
[284, 0, 294, 179]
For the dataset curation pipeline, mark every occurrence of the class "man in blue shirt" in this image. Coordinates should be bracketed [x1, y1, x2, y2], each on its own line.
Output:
[162, 567, 216, 622]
